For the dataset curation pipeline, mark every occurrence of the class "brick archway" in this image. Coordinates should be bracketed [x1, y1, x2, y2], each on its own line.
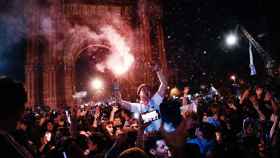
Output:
[63, 39, 112, 106]
[25, 0, 167, 108]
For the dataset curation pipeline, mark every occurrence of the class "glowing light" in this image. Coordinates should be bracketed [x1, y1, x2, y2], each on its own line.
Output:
[133, 113, 140, 119]
[96, 63, 106, 73]
[91, 78, 104, 91]
[170, 87, 181, 98]
[100, 26, 134, 76]
[226, 33, 238, 46]
[230, 75, 236, 81]
[107, 53, 134, 75]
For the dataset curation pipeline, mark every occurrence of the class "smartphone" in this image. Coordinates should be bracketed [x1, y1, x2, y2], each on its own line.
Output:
[216, 132, 222, 143]
[140, 110, 160, 124]
[45, 132, 52, 142]
[62, 151, 68, 158]
[65, 110, 71, 124]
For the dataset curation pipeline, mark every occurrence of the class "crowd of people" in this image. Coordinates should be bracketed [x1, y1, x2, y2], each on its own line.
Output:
[1, 65, 280, 158]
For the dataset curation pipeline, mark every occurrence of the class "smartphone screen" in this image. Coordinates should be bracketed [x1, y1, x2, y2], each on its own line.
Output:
[45, 132, 52, 142]
[140, 110, 159, 124]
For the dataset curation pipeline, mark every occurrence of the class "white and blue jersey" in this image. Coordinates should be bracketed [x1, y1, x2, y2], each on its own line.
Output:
[128, 93, 176, 133]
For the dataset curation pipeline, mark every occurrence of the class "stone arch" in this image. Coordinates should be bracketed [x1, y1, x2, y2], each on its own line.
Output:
[74, 43, 111, 62]
[63, 33, 111, 64]
[63, 37, 112, 106]
[25, 0, 167, 108]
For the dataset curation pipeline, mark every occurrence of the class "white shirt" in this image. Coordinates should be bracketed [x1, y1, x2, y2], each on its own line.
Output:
[129, 93, 163, 113]
[128, 93, 175, 132]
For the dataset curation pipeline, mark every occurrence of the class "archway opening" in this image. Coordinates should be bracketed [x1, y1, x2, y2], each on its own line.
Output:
[75, 45, 114, 103]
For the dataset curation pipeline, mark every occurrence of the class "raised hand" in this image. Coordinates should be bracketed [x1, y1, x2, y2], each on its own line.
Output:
[243, 89, 250, 98]
[94, 106, 101, 118]
[240, 88, 251, 104]
[152, 64, 161, 72]
[112, 106, 119, 113]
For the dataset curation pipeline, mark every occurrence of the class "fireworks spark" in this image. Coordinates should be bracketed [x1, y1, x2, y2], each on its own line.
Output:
[99, 26, 134, 76]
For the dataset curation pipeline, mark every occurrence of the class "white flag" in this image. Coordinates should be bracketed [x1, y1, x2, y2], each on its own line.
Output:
[249, 42, 256, 76]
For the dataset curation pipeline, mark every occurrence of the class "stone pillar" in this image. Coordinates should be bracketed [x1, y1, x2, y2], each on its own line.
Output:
[25, 0, 39, 109]
[25, 65, 36, 108]
[42, 65, 50, 106]
[64, 64, 74, 106]
[43, 65, 57, 109]
[156, 20, 168, 75]
[49, 66, 57, 107]
[138, 0, 153, 84]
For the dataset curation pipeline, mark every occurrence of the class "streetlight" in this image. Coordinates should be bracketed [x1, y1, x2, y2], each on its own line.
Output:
[91, 78, 104, 91]
[225, 33, 238, 47]
[230, 74, 236, 81]
[225, 24, 275, 76]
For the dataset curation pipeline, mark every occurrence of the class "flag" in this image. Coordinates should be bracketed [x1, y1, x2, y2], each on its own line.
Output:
[249, 42, 256, 76]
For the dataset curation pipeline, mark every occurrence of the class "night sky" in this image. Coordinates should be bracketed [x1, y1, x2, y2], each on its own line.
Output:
[0, 0, 278, 86]
[162, 0, 276, 88]
[0, 0, 26, 81]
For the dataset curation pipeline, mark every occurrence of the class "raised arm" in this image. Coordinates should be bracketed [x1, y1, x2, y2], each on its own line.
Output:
[269, 114, 278, 139]
[239, 88, 250, 105]
[155, 67, 168, 98]
[92, 106, 100, 128]
[109, 106, 119, 122]
[119, 100, 132, 110]
[116, 91, 132, 111]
